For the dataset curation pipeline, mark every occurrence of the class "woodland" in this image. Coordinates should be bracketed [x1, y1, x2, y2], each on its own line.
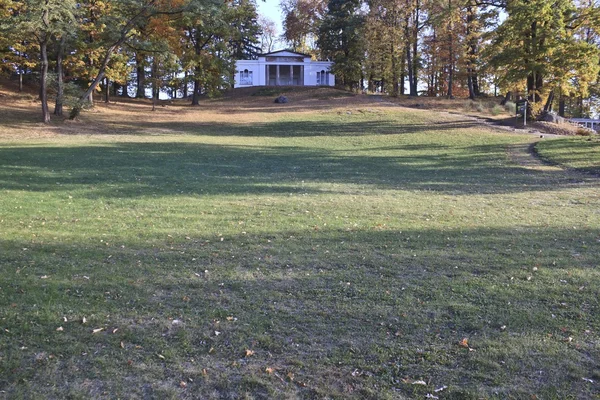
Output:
[0, 0, 599, 123]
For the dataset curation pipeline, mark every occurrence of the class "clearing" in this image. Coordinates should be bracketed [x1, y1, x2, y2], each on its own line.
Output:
[0, 86, 599, 399]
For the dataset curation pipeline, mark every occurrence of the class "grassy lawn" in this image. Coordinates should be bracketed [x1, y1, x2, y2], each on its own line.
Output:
[536, 136, 600, 175]
[0, 90, 599, 399]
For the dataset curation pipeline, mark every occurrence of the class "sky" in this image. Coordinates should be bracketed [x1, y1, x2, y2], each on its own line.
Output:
[256, 0, 284, 33]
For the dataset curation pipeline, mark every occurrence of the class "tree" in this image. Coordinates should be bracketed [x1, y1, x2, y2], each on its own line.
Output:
[319, 0, 365, 89]
[487, 0, 599, 116]
[258, 15, 278, 53]
[1, 0, 76, 123]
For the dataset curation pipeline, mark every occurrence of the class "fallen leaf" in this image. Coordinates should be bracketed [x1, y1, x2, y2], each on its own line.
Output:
[265, 367, 274, 374]
[40, 275, 49, 279]
[582, 378, 594, 383]
[245, 349, 255, 357]
[214, 331, 221, 336]
[82, 317, 87, 324]
[179, 381, 187, 388]
[56, 326, 64, 332]
[459, 338, 469, 348]
[92, 328, 104, 334]
[157, 354, 165, 360]
[112, 328, 118, 334]
[434, 385, 448, 392]
[412, 380, 427, 385]
[120, 341, 125, 349]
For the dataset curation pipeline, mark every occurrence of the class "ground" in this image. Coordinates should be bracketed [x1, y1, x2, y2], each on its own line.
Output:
[0, 84, 599, 399]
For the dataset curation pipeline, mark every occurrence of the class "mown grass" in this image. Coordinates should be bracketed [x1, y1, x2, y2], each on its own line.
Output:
[0, 96, 599, 399]
[536, 136, 600, 175]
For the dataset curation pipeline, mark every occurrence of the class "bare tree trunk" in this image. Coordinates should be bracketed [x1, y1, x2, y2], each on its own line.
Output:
[543, 89, 554, 112]
[558, 93, 566, 117]
[104, 77, 110, 103]
[54, 36, 66, 116]
[183, 70, 188, 98]
[500, 92, 512, 105]
[192, 67, 201, 106]
[136, 54, 146, 98]
[40, 35, 51, 124]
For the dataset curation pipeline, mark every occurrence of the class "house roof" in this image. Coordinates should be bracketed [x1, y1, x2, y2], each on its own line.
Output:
[261, 49, 312, 58]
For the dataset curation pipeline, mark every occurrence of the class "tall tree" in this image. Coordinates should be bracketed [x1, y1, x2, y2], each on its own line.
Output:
[1, 0, 76, 123]
[319, 0, 365, 90]
[488, 0, 599, 115]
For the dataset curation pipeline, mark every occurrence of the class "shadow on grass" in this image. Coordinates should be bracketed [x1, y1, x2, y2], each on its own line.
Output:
[0, 225, 598, 398]
[92, 118, 486, 138]
[0, 141, 595, 197]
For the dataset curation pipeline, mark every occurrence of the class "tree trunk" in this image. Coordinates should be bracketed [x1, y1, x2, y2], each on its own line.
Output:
[447, 0, 454, 100]
[54, 36, 66, 116]
[104, 77, 110, 103]
[136, 53, 146, 98]
[40, 35, 51, 124]
[183, 70, 188, 98]
[192, 74, 201, 106]
[410, 3, 419, 96]
[558, 94, 566, 117]
[391, 42, 398, 97]
[19, 68, 23, 92]
[465, 1, 480, 99]
[543, 90, 554, 112]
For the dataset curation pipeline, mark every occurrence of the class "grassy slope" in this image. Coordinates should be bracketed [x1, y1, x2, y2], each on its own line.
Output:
[0, 89, 599, 399]
[536, 136, 600, 175]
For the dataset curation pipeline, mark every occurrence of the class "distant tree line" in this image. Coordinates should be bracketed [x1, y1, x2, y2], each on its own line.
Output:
[281, 0, 600, 117]
[0, 0, 261, 122]
[1, 0, 599, 122]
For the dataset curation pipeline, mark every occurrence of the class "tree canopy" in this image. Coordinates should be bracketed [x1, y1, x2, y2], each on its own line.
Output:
[1, 0, 599, 121]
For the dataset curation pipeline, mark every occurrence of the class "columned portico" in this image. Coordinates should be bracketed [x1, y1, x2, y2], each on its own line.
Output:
[235, 50, 335, 88]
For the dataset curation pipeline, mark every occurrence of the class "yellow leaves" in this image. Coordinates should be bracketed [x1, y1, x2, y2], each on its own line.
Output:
[244, 349, 255, 357]
[459, 338, 475, 351]
[265, 367, 274, 374]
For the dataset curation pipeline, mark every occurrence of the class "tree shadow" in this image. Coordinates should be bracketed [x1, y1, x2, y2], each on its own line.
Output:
[0, 141, 596, 198]
[0, 224, 598, 397]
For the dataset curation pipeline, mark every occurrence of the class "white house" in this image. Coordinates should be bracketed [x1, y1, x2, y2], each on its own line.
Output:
[234, 50, 335, 88]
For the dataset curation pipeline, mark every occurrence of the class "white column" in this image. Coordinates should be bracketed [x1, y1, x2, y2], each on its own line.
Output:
[276, 65, 280, 86]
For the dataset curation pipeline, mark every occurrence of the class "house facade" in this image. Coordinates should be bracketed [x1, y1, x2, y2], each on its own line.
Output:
[234, 50, 335, 88]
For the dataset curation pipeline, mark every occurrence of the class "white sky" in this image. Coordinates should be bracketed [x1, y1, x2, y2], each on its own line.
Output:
[257, 0, 283, 33]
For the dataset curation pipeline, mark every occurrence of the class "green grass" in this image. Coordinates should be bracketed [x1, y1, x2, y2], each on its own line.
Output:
[0, 104, 599, 399]
[536, 136, 600, 174]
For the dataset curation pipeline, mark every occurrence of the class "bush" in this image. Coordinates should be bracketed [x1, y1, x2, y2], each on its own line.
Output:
[576, 128, 593, 136]
[491, 105, 504, 116]
[504, 101, 516, 115]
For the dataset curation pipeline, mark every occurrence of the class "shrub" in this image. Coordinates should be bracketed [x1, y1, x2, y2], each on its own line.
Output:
[504, 101, 516, 115]
[576, 128, 593, 136]
[491, 105, 504, 116]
